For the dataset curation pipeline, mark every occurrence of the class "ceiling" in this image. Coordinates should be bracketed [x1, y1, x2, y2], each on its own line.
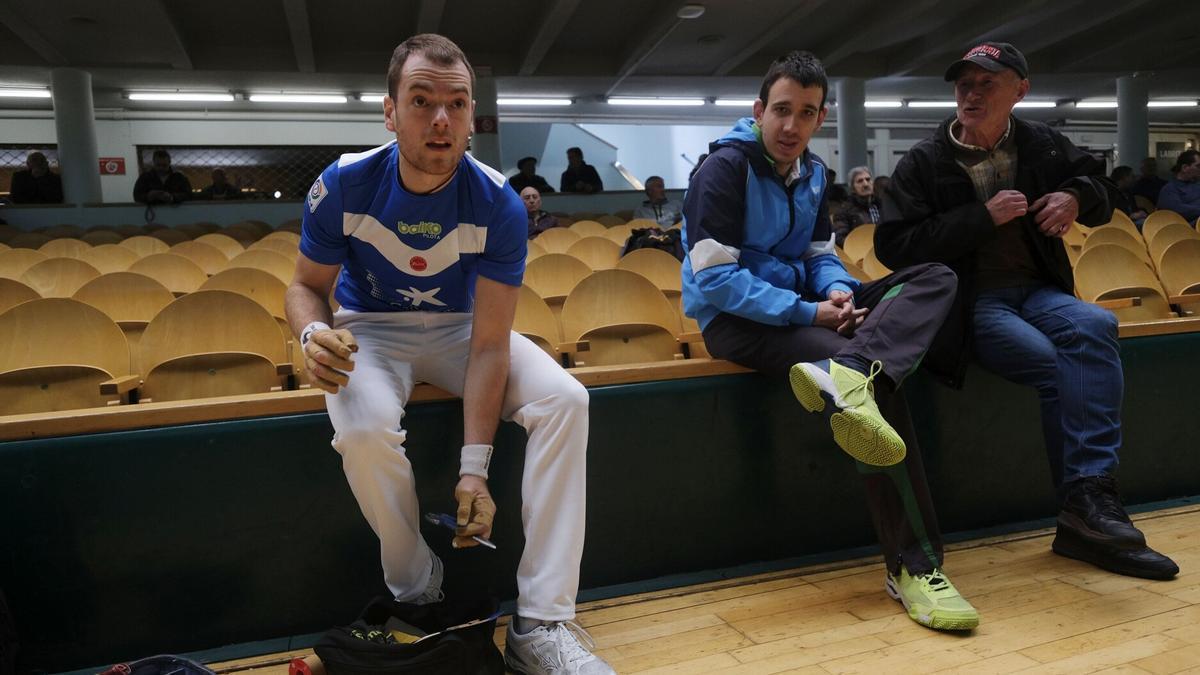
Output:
[1, 0, 1199, 125]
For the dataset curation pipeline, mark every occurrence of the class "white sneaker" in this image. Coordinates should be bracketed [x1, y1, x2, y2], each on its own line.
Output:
[411, 552, 444, 605]
[505, 620, 615, 675]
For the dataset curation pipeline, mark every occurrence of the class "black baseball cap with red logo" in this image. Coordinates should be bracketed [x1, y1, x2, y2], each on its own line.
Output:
[944, 42, 1029, 81]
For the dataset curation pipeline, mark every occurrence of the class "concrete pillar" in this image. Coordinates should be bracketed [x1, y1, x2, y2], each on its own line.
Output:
[1116, 75, 1149, 169]
[470, 76, 502, 170]
[872, 127, 891, 178]
[835, 78, 868, 176]
[50, 68, 102, 204]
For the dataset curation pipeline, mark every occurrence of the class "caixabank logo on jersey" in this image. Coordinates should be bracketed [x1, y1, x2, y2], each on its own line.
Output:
[395, 221, 443, 239]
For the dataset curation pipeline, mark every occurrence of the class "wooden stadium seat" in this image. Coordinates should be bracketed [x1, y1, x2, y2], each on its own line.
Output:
[43, 224, 84, 239]
[1157, 238, 1200, 307]
[560, 269, 687, 366]
[0, 248, 49, 280]
[1134, 195, 1156, 214]
[227, 249, 295, 284]
[625, 218, 659, 230]
[39, 238, 90, 258]
[1062, 222, 1087, 248]
[277, 218, 302, 231]
[527, 240, 547, 261]
[222, 224, 265, 244]
[523, 253, 592, 311]
[8, 232, 52, 250]
[195, 232, 246, 258]
[128, 253, 208, 296]
[73, 272, 175, 350]
[114, 224, 146, 238]
[568, 211, 596, 221]
[1082, 226, 1150, 264]
[566, 236, 622, 270]
[78, 244, 139, 274]
[80, 229, 126, 246]
[175, 223, 207, 239]
[614, 209, 635, 221]
[569, 220, 609, 237]
[149, 228, 191, 246]
[259, 230, 302, 245]
[531, 227, 580, 254]
[863, 248, 893, 280]
[170, 241, 229, 276]
[0, 278, 39, 314]
[603, 224, 634, 246]
[1148, 223, 1200, 269]
[1074, 244, 1172, 322]
[514, 285, 569, 361]
[201, 267, 287, 320]
[0, 242, 8, 251]
[0, 298, 136, 415]
[120, 235, 170, 257]
[20, 258, 101, 297]
[843, 224, 876, 266]
[137, 290, 291, 402]
[1143, 210, 1187, 243]
[1105, 210, 1141, 238]
[247, 237, 299, 260]
[835, 246, 872, 283]
[595, 214, 625, 227]
[617, 247, 683, 296]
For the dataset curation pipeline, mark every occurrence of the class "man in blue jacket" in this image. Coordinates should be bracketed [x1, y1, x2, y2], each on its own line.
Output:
[682, 51, 977, 631]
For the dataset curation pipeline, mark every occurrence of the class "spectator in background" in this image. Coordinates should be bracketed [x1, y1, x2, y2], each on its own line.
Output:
[632, 175, 683, 227]
[1109, 166, 1148, 225]
[9, 152, 63, 204]
[134, 149, 192, 204]
[688, 153, 709, 184]
[559, 147, 603, 193]
[509, 156, 555, 195]
[520, 186, 560, 239]
[1131, 156, 1166, 206]
[1157, 150, 1200, 223]
[874, 174, 891, 197]
[198, 168, 243, 200]
[832, 165, 882, 246]
[825, 167, 849, 206]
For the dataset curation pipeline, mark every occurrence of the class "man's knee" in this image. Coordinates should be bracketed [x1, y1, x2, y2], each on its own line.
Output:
[331, 401, 406, 458]
[1075, 302, 1119, 340]
[912, 262, 958, 289]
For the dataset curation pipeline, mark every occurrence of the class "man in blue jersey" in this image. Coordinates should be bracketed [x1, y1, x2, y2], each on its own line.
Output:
[284, 34, 613, 675]
[682, 51, 979, 631]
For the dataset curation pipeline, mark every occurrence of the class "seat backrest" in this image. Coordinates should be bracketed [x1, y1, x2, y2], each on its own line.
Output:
[862, 248, 892, 280]
[137, 289, 288, 374]
[150, 228, 191, 246]
[200, 267, 288, 319]
[78, 244, 140, 274]
[1148, 223, 1200, 268]
[843, 223, 876, 265]
[195, 232, 246, 258]
[227, 248, 296, 283]
[523, 254, 593, 301]
[532, 227, 581, 254]
[569, 220, 608, 237]
[170, 240, 230, 275]
[1158, 238, 1200, 297]
[594, 215, 625, 227]
[566, 236, 622, 270]
[625, 218, 659, 230]
[603, 224, 634, 245]
[39, 238, 90, 258]
[1074, 244, 1164, 302]
[120, 235, 170, 257]
[0, 297, 129, 376]
[7, 232, 52, 250]
[261, 230, 302, 245]
[20, 258, 101, 297]
[247, 237, 299, 259]
[0, 248, 49, 280]
[560, 268, 682, 341]
[527, 240, 547, 262]
[616, 247, 683, 294]
[514, 285, 562, 357]
[73, 271, 175, 323]
[1143, 210, 1187, 241]
[1104, 210, 1142, 239]
[0, 277, 39, 314]
[1082, 226, 1149, 261]
[128, 253, 209, 295]
[43, 224, 84, 239]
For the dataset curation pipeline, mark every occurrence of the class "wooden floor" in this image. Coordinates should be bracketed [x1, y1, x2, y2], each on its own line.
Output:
[213, 504, 1200, 675]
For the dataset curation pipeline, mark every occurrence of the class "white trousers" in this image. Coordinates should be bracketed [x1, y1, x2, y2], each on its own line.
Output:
[325, 309, 589, 620]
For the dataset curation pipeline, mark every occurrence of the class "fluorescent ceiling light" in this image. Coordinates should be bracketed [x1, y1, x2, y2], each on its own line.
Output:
[0, 88, 51, 98]
[497, 98, 573, 106]
[907, 100, 958, 108]
[714, 98, 755, 107]
[1076, 100, 1118, 108]
[864, 100, 902, 108]
[249, 94, 348, 104]
[358, 93, 387, 103]
[1148, 100, 1198, 108]
[607, 97, 705, 106]
[1014, 101, 1057, 108]
[127, 92, 234, 102]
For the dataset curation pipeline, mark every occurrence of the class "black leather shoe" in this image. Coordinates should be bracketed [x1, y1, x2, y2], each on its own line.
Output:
[1057, 475, 1146, 549]
[1052, 525, 1179, 580]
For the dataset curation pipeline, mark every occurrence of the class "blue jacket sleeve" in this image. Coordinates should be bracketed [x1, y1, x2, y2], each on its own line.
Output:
[802, 188, 860, 298]
[683, 151, 819, 326]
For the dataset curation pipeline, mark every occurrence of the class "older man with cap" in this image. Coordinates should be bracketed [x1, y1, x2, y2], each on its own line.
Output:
[877, 42, 1178, 581]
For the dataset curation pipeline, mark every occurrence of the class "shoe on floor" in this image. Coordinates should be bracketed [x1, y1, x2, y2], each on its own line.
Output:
[1058, 475, 1146, 549]
[885, 567, 979, 631]
[1052, 524, 1178, 580]
[505, 619, 615, 675]
[789, 359, 906, 467]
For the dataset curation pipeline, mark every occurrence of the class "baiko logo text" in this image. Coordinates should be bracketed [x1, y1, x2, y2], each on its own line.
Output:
[396, 221, 443, 238]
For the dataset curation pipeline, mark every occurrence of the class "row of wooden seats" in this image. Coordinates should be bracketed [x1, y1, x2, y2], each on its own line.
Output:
[0, 219, 303, 249]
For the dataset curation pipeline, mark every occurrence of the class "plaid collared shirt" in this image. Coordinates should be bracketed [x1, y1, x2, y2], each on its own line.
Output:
[949, 118, 1017, 201]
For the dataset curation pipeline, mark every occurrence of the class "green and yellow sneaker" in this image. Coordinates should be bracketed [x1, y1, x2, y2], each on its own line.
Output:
[788, 359, 906, 466]
[885, 567, 979, 631]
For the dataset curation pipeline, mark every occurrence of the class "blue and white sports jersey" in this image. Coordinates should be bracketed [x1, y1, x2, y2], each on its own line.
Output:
[300, 141, 527, 313]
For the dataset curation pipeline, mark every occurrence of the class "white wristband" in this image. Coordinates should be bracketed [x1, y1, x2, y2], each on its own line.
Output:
[460, 444, 493, 479]
[301, 321, 331, 347]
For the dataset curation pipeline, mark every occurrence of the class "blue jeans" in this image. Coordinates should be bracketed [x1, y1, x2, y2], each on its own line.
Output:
[972, 285, 1122, 490]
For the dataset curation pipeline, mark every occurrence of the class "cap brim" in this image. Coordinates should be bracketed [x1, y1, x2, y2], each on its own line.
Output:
[943, 56, 1009, 81]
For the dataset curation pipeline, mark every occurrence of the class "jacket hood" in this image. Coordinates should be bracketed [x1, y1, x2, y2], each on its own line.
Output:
[712, 116, 817, 179]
